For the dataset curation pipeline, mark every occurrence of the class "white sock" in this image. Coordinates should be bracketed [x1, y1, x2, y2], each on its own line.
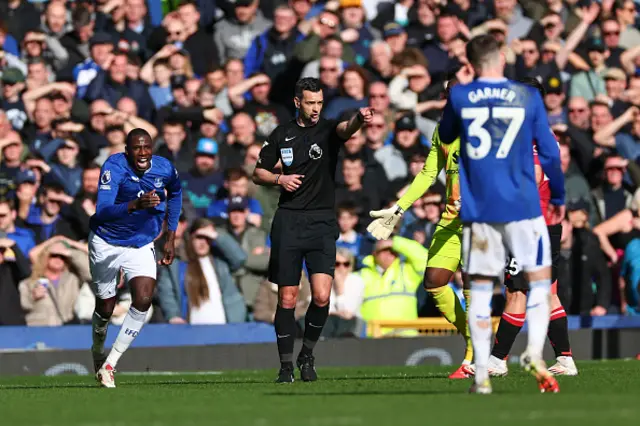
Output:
[468, 281, 493, 384]
[91, 311, 110, 355]
[525, 279, 552, 361]
[105, 307, 147, 368]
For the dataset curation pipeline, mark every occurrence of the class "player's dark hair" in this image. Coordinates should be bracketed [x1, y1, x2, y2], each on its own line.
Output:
[466, 35, 501, 70]
[518, 77, 546, 97]
[162, 119, 184, 129]
[336, 201, 358, 216]
[225, 167, 249, 181]
[295, 77, 322, 99]
[343, 154, 364, 165]
[126, 128, 152, 147]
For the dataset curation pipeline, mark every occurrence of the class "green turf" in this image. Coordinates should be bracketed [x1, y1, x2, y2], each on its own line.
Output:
[0, 360, 638, 426]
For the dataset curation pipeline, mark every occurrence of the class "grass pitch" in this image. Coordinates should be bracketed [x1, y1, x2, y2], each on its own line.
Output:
[0, 360, 637, 426]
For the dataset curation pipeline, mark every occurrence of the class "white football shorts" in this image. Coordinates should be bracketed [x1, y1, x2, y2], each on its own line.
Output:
[88, 232, 157, 299]
[462, 216, 551, 277]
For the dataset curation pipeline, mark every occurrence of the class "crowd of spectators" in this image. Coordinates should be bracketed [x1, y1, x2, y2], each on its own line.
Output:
[1, 0, 640, 333]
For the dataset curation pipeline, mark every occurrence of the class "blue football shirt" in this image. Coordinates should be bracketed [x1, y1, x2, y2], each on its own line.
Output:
[90, 154, 182, 247]
[438, 78, 565, 223]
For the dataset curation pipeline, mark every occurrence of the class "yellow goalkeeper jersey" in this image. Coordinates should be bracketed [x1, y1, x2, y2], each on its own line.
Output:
[397, 127, 462, 233]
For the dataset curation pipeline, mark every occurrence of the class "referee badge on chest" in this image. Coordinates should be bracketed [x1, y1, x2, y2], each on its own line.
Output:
[309, 143, 322, 160]
[280, 148, 294, 166]
[154, 177, 163, 188]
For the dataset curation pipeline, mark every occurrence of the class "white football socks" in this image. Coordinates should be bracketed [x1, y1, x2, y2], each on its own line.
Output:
[91, 311, 109, 355]
[105, 307, 147, 368]
[468, 281, 494, 384]
[525, 279, 552, 362]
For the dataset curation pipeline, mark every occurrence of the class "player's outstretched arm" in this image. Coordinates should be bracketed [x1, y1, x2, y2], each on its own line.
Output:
[336, 107, 374, 140]
[396, 130, 444, 211]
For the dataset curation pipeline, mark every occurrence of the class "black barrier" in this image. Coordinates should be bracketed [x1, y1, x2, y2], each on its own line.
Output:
[2, 329, 627, 376]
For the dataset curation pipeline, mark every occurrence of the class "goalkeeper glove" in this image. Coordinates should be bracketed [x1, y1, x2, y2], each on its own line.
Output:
[367, 204, 404, 240]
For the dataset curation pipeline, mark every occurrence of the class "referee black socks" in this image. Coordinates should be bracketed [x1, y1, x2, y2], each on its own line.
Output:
[301, 302, 329, 356]
[274, 305, 296, 367]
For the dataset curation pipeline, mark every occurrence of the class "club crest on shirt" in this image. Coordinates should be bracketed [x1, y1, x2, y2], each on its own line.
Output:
[101, 170, 111, 184]
[154, 177, 163, 188]
[280, 148, 294, 166]
[309, 143, 322, 160]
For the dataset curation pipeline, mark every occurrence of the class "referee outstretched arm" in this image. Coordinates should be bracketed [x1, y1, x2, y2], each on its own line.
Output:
[251, 77, 374, 383]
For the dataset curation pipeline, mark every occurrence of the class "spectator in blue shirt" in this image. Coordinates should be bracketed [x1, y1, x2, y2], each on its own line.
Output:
[207, 167, 263, 228]
[181, 138, 225, 218]
[0, 197, 36, 258]
[73, 32, 115, 99]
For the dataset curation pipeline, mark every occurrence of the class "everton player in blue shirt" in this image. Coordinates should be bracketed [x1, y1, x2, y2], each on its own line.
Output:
[438, 36, 565, 394]
[90, 128, 182, 388]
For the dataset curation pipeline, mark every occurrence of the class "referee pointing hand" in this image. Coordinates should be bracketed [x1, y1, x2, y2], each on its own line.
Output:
[253, 77, 374, 383]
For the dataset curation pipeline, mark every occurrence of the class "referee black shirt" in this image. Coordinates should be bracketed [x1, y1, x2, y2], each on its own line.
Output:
[256, 118, 347, 210]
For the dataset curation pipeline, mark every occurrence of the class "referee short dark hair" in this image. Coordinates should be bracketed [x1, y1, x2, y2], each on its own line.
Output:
[295, 77, 322, 99]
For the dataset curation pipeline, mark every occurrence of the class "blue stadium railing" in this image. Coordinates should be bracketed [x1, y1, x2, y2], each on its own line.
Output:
[0, 315, 639, 351]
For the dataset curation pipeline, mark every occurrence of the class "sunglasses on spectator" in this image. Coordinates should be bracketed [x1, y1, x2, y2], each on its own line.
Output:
[369, 93, 387, 98]
[335, 261, 351, 267]
[604, 30, 620, 36]
[0, 213, 8, 218]
[523, 49, 537, 54]
[320, 67, 338, 72]
[569, 108, 587, 113]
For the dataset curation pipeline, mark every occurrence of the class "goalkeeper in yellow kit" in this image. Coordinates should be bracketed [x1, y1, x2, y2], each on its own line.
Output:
[367, 74, 473, 379]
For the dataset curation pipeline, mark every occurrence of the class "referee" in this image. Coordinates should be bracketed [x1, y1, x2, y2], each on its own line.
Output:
[253, 77, 374, 383]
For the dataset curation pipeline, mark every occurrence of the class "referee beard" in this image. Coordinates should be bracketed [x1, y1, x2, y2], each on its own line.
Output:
[253, 77, 374, 383]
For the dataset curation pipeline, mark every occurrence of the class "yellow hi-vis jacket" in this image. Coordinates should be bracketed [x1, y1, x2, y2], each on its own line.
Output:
[359, 236, 428, 337]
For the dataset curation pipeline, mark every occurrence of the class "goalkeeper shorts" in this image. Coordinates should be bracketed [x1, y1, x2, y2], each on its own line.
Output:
[426, 224, 462, 273]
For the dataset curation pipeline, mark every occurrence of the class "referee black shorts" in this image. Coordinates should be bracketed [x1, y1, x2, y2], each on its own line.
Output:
[268, 208, 339, 287]
[504, 223, 562, 292]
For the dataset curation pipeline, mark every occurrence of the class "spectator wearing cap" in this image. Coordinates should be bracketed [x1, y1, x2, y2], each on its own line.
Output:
[294, 9, 356, 64]
[382, 22, 408, 56]
[376, 113, 430, 182]
[39, 0, 71, 72]
[84, 50, 155, 121]
[0, 232, 30, 326]
[208, 167, 263, 227]
[0, 197, 36, 259]
[19, 236, 91, 326]
[73, 32, 115, 99]
[181, 138, 225, 218]
[543, 74, 567, 126]
[602, 67, 630, 117]
[244, 4, 303, 83]
[156, 218, 248, 325]
[569, 39, 608, 102]
[223, 195, 269, 311]
[1, 69, 28, 131]
[0, 1, 40, 47]
[595, 104, 640, 162]
[592, 154, 635, 224]
[614, 0, 640, 50]
[0, 131, 24, 183]
[59, 4, 96, 78]
[214, 0, 272, 64]
[337, 0, 381, 66]
[562, 199, 611, 315]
